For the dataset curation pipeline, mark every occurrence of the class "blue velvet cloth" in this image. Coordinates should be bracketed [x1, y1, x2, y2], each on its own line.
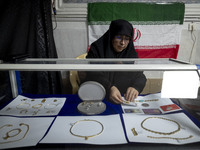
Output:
[21, 93, 123, 116]
[1, 93, 200, 129]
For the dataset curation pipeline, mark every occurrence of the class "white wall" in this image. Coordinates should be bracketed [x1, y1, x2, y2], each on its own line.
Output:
[178, 22, 200, 64]
[53, 21, 88, 58]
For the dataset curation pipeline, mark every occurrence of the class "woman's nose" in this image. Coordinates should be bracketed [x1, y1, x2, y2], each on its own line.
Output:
[120, 39, 126, 44]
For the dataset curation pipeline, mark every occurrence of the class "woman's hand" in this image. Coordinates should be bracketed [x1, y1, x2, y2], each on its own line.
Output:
[124, 87, 139, 102]
[109, 86, 123, 104]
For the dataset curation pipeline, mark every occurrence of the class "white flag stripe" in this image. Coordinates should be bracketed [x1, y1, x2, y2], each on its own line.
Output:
[88, 24, 182, 46]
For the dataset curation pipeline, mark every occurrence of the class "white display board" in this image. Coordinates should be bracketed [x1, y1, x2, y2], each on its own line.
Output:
[122, 113, 200, 145]
[0, 116, 54, 149]
[0, 95, 66, 116]
[161, 71, 199, 98]
[40, 114, 127, 145]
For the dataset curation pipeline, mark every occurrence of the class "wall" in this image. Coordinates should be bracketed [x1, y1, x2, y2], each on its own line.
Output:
[52, 4, 200, 93]
[54, 21, 200, 63]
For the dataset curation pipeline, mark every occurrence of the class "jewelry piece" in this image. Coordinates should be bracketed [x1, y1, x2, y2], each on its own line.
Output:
[136, 99, 159, 102]
[54, 99, 57, 102]
[147, 135, 193, 140]
[21, 99, 27, 101]
[0, 123, 29, 144]
[44, 103, 60, 110]
[32, 104, 43, 109]
[32, 110, 40, 116]
[20, 109, 28, 114]
[141, 103, 149, 107]
[31, 99, 35, 101]
[3, 128, 22, 140]
[69, 119, 104, 140]
[141, 117, 181, 135]
[123, 100, 130, 104]
[131, 128, 138, 136]
[41, 99, 46, 103]
[16, 102, 31, 109]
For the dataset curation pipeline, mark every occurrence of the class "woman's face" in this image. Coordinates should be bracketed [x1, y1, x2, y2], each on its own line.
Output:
[112, 35, 130, 53]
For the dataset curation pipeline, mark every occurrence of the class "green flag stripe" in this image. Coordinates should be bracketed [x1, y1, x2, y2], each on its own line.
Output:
[88, 2, 185, 25]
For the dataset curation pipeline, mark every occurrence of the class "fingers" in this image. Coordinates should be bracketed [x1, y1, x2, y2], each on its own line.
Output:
[124, 87, 139, 102]
[110, 95, 123, 104]
[109, 86, 123, 104]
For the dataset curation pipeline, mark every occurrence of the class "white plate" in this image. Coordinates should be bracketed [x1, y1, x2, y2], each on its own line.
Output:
[78, 81, 106, 101]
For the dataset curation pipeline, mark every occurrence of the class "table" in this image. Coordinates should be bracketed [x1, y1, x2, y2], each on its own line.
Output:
[1, 93, 200, 149]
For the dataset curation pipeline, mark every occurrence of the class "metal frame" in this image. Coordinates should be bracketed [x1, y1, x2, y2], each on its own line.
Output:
[0, 58, 198, 98]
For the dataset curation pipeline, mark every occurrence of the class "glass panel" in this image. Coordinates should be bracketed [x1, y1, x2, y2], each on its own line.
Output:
[2, 58, 189, 65]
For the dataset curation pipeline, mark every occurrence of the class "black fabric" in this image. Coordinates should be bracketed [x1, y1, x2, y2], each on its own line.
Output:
[0, 0, 62, 101]
[87, 19, 138, 59]
[84, 19, 146, 98]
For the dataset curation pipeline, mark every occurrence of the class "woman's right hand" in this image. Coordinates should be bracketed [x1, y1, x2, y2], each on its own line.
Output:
[109, 86, 123, 104]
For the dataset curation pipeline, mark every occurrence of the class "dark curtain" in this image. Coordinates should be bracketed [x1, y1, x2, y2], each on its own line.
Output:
[0, 0, 62, 104]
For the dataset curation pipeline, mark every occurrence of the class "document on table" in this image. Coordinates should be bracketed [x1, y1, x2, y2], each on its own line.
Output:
[122, 113, 200, 145]
[0, 95, 66, 116]
[40, 114, 127, 145]
[0, 116, 54, 149]
[121, 93, 181, 114]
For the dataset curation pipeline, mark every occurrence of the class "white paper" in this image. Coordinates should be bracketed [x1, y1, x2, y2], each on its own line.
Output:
[40, 115, 127, 145]
[122, 113, 200, 145]
[0, 95, 66, 116]
[161, 71, 199, 98]
[122, 93, 181, 114]
[0, 116, 54, 149]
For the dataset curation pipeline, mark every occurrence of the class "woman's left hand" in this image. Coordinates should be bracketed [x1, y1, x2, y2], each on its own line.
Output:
[124, 87, 139, 102]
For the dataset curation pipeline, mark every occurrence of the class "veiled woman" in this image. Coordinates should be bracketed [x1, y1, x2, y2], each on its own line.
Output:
[83, 19, 146, 104]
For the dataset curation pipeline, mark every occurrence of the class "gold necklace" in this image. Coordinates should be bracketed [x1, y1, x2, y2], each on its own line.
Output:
[69, 119, 104, 140]
[147, 135, 193, 140]
[0, 123, 29, 144]
[141, 117, 181, 135]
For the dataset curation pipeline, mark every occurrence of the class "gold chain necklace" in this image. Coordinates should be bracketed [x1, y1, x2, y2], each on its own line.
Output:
[141, 117, 181, 135]
[147, 135, 193, 140]
[69, 119, 104, 140]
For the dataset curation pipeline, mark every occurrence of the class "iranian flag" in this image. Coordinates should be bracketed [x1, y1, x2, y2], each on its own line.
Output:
[88, 2, 185, 58]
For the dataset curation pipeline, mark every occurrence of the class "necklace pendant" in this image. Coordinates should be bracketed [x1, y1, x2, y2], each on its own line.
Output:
[85, 136, 89, 140]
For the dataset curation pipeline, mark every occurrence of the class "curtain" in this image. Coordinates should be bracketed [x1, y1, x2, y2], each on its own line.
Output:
[0, 0, 62, 103]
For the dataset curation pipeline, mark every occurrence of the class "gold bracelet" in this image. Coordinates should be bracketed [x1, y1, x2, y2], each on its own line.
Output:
[20, 109, 28, 114]
[44, 103, 60, 110]
[32, 104, 43, 109]
[135, 99, 159, 102]
[3, 128, 22, 140]
[141, 117, 180, 135]
[69, 119, 104, 140]
[147, 135, 193, 140]
[16, 102, 31, 109]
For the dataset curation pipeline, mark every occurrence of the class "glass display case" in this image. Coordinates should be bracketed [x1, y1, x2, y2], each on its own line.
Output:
[0, 58, 200, 149]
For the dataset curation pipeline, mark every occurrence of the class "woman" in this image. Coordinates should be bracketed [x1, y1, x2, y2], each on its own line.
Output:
[84, 19, 146, 104]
